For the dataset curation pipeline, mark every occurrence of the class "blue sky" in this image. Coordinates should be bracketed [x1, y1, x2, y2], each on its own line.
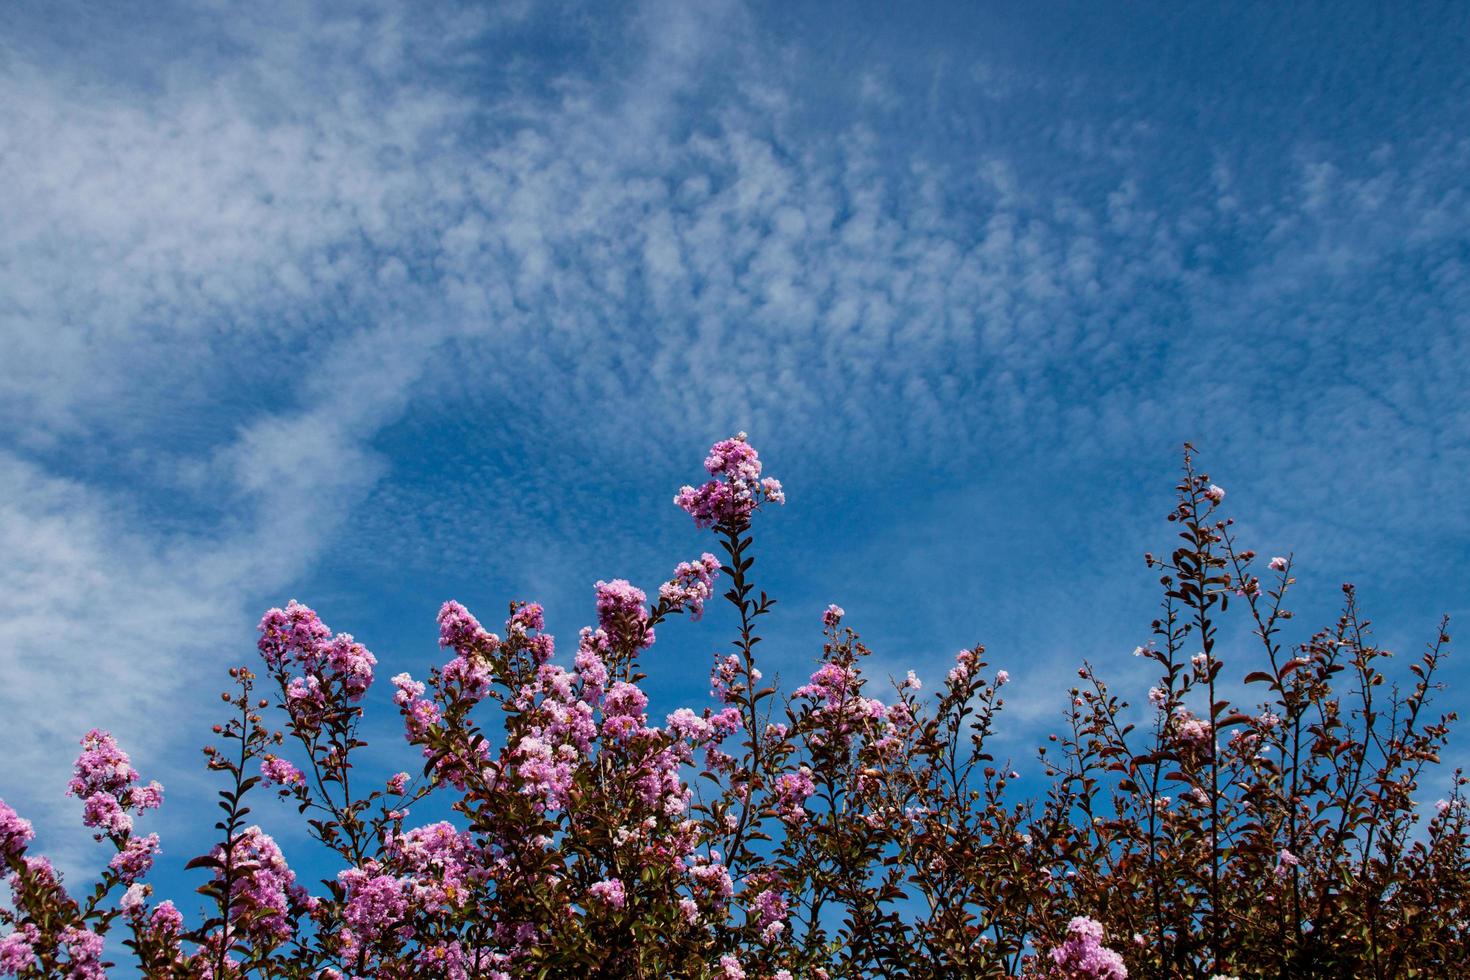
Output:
[2, 0, 1469, 926]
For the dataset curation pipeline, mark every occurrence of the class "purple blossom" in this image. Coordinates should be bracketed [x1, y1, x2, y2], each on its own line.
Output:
[0, 799, 34, 859]
[508, 602, 545, 633]
[81, 791, 132, 837]
[748, 885, 789, 944]
[339, 868, 409, 944]
[68, 729, 139, 800]
[257, 600, 330, 670]
[1047, 916, 1127, 980]
[948, 648, 981, 686]
[60, 927, 105, 980]
[119, 882, 148, 915]
[704, 436, 762, 481]
[260, 756, 306, 788]
[575, 629, 611, 699]
[588, 878, 627, 909]
[690, 855, 734, 902]
[213, 826, 298, 945]
[595, 579, 654, 650]
[440, 653, 493, 704]
[322, 632, 377, 700]
[110, 832, 160, 884]
[437, 600, 500, 656]
[602, 680, 651, 742]
[149, 900, 183, 937]
[772, 767, 816, 824]
[794, 662, 856, 707]
[710, 654, 742, 704]
[0, 924, 38, 974]
[675, 433, 784, 528]
[659, 553, 721, 620]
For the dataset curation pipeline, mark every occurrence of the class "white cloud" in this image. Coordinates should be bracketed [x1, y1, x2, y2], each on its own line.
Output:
[2, 0, 1468, 860]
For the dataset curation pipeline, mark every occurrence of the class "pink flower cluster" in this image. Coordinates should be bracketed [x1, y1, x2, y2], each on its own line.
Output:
[109, 832, 160, 884]
[67, 729, 162, 840]
[212, 827, 303, 946]
[1047, 916, 1128, 980]
[772, 767, 817, 823]
[674, 432, 784, 528]
[587, 878, 626, 909]
[0, 801, 33, 860]
[260, 755, 306, 788]
[258, 601, 378, 730]
[339, 866, 410, 958]
[595, 578, 654, 650]
[660, 553, 722, 620]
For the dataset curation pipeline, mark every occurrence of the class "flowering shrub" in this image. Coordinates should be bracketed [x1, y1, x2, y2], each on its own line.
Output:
[1, 434, 1465, 977]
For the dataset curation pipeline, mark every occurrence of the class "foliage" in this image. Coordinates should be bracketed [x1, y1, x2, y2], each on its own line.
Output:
[2, 436, 1465, 978]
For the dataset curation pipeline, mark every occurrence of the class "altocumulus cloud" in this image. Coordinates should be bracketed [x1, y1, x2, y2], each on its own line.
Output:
[2, 0, 1468, 866]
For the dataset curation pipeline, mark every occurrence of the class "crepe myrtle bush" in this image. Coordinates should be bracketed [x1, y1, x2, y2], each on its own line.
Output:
[2, 435, 1466, 979]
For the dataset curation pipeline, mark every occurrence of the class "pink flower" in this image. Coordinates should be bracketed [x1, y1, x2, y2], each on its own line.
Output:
[68, 729, 140, 801]
[1269, 556, 1288, 572]
[704, 435, 762, 481]
[260, 756, 306, 788]
[110, 832, 160, 883]
[588, 878, 627, 909]
[1048, 916, 1127, 980]
[798, 664, 851, 704]
[322, 632, 377, 700]
[257, 600, 330, 670]
[60, 927, 105, 980]
[675, 433, 783, 528]
[1204, 484, 1226, 504]
[81, 791, 132, 837]
[148, 900, 183, 937]
[0, 799, 34, 859]
[1276, 848, 1301, 878]
[441, 653, 493, 704]
[602, 680, 651, 741]
[0, 924, 38, 974]
[772, 767, 816, 824]
[437, 600, 500, 656]
[508, 601, 546, 633]
[749, 885, 789, 944]
[710, 653, 742, 704]
[690, 855, 735, 902]
[948, 648, 981, 686]
[659, 554, 722, 620]
[1174, 711, 1211, 746]
[119, 882, 148, 915]
[822, 604, 845, 628]
[339, 868, 408, 944]
[212, 826, 298, 945]
[995, 669, 1010, 687]
[595, 579, 654, 650]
